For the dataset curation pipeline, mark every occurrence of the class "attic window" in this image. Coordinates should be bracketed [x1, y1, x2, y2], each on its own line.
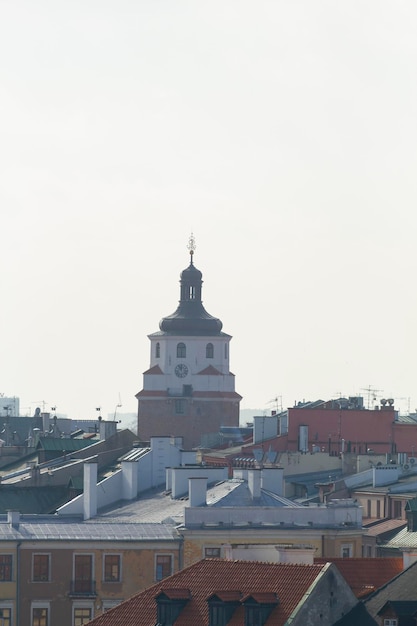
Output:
[156, 590, 190, 626]
[207, 593, 240, 626]
[242, 594, 278, 626]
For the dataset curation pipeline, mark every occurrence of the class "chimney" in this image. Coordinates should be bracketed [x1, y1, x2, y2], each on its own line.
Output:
[83, 460, 98, 520]
[121, 460, 138, 500]
[188, 477, 207, 507]
[41, 412, 50, 434]
[261, 467, 284, 496]
[248, 468, 262, 500]
[7, 510, 20, 528]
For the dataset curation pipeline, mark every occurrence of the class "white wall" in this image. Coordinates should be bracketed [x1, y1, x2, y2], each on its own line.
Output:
[253, 415, 279, 444]
[58, 437, 199, 517]
[230, 545, 315, 565]
[184, 499, 362, 528]
[170, 466, 228, 498]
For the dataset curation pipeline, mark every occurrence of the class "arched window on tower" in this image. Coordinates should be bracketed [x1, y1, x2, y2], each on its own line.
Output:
[189, 285, 196, 300]
[206, 343, 214, 359]
[177, 342, 186, 358]
[224, 343, 228, 359]
[155, 342, 160, 358]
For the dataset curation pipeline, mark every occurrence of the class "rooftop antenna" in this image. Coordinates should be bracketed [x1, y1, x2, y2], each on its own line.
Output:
[360, 386, 383, 409]
[268, 396, 283, 414]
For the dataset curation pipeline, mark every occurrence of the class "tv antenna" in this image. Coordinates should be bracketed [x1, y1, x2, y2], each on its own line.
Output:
[360, 386, 383, 410]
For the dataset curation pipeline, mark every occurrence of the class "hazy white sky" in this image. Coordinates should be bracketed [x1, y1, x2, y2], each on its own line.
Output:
[1, 1, 416, 420]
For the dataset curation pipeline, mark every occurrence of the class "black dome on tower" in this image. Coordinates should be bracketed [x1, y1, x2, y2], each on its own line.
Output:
[159, 235, 223, 336]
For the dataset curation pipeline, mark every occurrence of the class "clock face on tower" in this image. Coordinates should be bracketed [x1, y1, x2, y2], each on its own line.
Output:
[175, 363, 189, 378]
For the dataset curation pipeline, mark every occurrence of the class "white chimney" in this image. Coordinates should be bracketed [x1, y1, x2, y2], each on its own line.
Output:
[248, 468, 262, 500]
[188, 477, 207, 507]
[7, 510, 20, 528]
[83, 460, 98, 520]
[122, 460, 138, 500]
[261, 467, 284, 496]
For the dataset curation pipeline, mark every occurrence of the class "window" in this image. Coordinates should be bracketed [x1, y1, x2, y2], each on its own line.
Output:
[0, 607, 12, 626]
[384, 620, 398, 626]
[32, 607, 48, 626]
[224, 344, 228, 359]
[33, 554, 50, 582]
[73, 607, 92, 626]
[104, 554, 120, 582]
[341, 544, 353, 558]
[177, 342, 186, 358]
[367, 499, 371, 518]
[394, 501, 402, 518]
[0, 555, 12, 582]
[155, 342, 160, 358]
[207, 595, 240, 626]
[243, 602, 276, 626]
[205, 547, 221, 558]
[174, 399, 186, 415]
[155, 555, 172, 581]
[209, 604, 227, 626]
[73, 554, 94, 594]
[156, 591, 189, 625]
[206, 343, 214, 358]
[377, 500, 381, 519]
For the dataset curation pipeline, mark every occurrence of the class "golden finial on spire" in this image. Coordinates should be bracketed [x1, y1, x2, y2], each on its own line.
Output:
[187, 232, 196, 261]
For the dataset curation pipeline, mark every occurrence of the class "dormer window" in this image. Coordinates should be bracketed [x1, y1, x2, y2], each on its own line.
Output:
[177, 343, 186, 358]
[242, 594, 278, 626]
[156, 589, 190, 626]
[206, 343, 214, 359]
[378, 600, 417, 626]
[155, 342, 160, 358]
[207, 592, 240, 626]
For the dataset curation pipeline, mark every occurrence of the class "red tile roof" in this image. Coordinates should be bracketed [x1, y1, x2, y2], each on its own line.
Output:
[87, 559, 329, 626]
[314, 557, 403, 598]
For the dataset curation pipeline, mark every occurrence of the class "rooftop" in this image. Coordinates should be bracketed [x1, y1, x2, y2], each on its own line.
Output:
[85, 558, 332, 626]
[0, 514, 179, 542]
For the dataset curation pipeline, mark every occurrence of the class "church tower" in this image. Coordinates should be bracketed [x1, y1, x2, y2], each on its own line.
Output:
[136, 235, 241, 448]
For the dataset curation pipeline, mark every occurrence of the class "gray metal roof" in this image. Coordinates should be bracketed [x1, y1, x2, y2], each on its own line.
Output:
[0, 517, 179, 542]
[379, 526, 417, 549]
[365, 561, 417, 618]
[95, 480, 294, 525]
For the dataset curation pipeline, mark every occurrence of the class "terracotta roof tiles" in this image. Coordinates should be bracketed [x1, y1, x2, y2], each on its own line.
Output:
[87, 559, 329, 626]
[314, 557, 403, 598]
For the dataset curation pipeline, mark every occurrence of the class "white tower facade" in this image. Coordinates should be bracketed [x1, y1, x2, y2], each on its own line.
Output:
[136, 236, 241, 448]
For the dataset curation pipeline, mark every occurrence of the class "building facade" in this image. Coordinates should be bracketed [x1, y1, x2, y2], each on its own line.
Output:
[0, 511, 181, 626]
[137, 236, 241, 448]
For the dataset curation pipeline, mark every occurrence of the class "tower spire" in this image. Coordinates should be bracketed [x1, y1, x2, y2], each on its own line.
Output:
[187, 232, 196, 264]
